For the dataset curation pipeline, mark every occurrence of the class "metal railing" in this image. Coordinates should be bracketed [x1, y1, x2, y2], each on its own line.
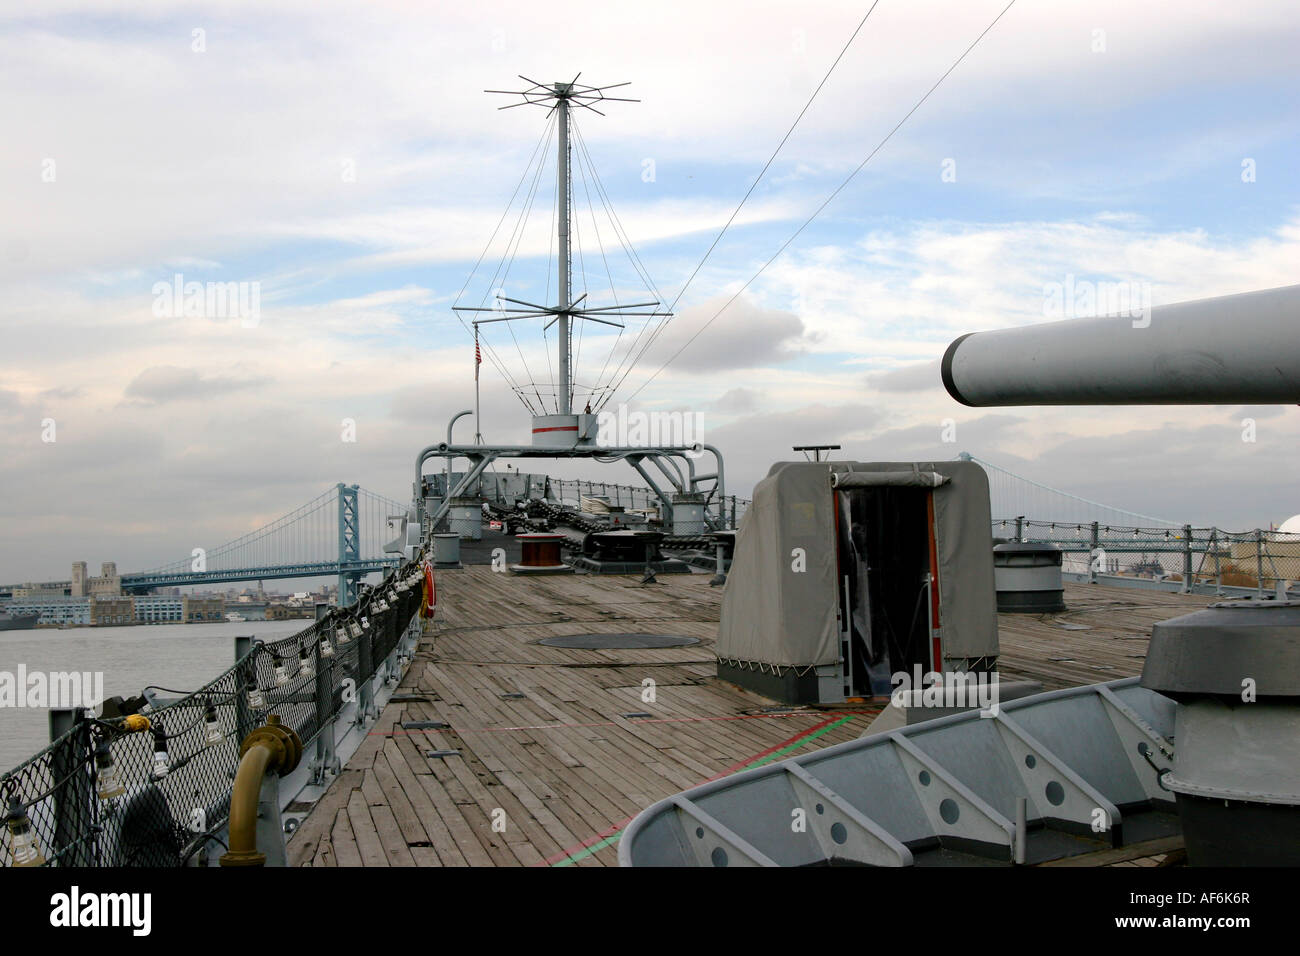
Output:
[998, 517, 1300, 595]
[1, 554, 427, 867]
[548, 478, 749, 527]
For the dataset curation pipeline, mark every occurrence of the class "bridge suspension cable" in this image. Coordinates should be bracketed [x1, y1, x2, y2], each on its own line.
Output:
[959, 452, 1180, 528]
[135, 485, 406, 579]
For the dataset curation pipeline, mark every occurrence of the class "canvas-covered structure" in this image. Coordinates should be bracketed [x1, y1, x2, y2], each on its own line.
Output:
[716, 460, 999, 704]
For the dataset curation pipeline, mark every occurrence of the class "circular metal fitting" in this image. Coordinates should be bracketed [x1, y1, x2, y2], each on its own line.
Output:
[239, 713, 304, 775]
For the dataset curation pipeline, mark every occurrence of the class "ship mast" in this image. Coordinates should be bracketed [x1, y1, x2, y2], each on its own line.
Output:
[424, 76, 729, 541]
[454, 74, 670, 424]
[555, 83, 572, 414]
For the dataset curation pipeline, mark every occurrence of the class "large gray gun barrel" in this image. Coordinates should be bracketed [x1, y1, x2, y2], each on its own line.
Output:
[942, 284, 1300, 406]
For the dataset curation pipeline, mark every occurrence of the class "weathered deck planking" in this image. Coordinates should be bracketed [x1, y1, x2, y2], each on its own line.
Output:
[289, 569, 1211, 867]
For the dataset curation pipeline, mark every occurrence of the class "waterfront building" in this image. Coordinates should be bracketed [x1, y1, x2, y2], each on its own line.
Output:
[71, 560, 123, 598]
[133, 595, 184, 624]
[7, 596, 91, 627]
[182, 596, 225, 622]
[89, 596, 133, 626]
[11, 586, 67, 599]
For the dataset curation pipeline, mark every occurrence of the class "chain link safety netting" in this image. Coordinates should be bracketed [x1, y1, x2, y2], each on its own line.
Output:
[999, 520, 1300, 590]
[1, 556, 426, 867]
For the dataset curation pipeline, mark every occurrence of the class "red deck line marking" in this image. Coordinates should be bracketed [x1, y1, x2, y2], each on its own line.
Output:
[370, 709, 880, 736]
[703, 714, 844, 783]
[535, 713, 859, 866]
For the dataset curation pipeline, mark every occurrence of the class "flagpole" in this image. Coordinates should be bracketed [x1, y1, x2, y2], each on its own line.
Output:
[474, 322, 482, 444]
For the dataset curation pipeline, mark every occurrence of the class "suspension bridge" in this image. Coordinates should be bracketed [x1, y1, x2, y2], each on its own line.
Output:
[120, 484, 406, 603]
[7, 455, 1280, 606]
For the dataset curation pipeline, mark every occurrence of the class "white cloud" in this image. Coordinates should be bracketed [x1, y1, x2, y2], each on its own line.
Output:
[3, 0, 1300, 579]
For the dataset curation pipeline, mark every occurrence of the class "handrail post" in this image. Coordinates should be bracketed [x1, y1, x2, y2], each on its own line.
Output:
[312, 624, 337, 784]
[48, 708, 94, 867]
[357, 616, 375, 726]
[1212, 527, 1221, 594]
[1181, 524, 1193, 594]
[235, 635, 256, 743]
[1257, 529, 1265, 598]
[1090, 521, 1100, 583]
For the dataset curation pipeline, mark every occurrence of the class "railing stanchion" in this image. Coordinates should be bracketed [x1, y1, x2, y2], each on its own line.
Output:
[1212, 527, 1221, 594]
[1257, 529, 1265, 599]
[312, 623, 336, 783]
[48, 708, 94, 867]
[357, 615, 375, 726]
[1090, 521, 1100, 583]
[235, 635, 256, 743]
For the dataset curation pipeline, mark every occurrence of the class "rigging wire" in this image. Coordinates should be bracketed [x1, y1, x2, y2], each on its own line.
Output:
[669, 0, 883, 318]
[570, 145, 589, 412]
[476, 110, 559, 412]
[571, 122, 629, 404]
[486, 117, 556, 412]
[595, 0, 884, 408]
[616, 0, 1019, 406]
[542, 131, 558, 404]
[449, 111, 556, 406]
[566, 119, 674, 409]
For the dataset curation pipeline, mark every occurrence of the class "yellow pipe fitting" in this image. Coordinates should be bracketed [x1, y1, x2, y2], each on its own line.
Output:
[219, 714, 303, 867]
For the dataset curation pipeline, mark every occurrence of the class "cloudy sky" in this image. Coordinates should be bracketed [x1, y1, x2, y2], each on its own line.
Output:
[2, 0, 1299, 582]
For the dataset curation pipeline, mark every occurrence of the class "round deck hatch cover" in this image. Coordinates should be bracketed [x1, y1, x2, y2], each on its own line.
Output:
[539, 633, 700, 649]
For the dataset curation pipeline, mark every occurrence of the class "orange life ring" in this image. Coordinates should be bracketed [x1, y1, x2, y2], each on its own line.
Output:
[421, 562, 436, 618]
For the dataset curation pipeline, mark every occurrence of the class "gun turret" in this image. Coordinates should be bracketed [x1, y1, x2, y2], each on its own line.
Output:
[942, 284, 1300, 406]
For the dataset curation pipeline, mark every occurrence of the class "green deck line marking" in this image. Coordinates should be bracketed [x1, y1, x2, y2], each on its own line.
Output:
[744, 714, 857, 769]
[553, 831, 623, 866]
[550, 713, 859, 867]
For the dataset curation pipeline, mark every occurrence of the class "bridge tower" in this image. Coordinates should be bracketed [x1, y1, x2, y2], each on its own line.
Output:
[337, 483, 360, 606]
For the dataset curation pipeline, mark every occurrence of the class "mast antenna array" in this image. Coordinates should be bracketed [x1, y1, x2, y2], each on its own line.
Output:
[453, 75, 671, 416]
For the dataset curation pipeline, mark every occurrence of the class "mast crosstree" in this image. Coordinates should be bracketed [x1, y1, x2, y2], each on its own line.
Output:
[453, 75, 671, 417]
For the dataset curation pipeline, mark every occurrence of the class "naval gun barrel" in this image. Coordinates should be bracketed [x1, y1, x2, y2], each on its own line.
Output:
[942, 284, 1300, 406]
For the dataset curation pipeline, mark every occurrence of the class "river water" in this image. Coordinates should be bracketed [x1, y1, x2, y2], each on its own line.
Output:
[0, 620, 307, 770]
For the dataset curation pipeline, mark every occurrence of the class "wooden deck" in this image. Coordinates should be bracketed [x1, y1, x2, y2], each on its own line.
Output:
[993, 584, 1208, 690]
[287, 570, 1211, 867]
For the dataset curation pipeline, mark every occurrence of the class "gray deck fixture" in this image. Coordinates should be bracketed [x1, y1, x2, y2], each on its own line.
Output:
[1140, 599, 1300, 865]
[618, 677, 1179, 867]
[994, 542, 1066, 613]
[716, 460, 999, 705]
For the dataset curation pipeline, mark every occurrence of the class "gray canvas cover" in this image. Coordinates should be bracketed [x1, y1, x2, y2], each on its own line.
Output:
[716, 460, 998, 669]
